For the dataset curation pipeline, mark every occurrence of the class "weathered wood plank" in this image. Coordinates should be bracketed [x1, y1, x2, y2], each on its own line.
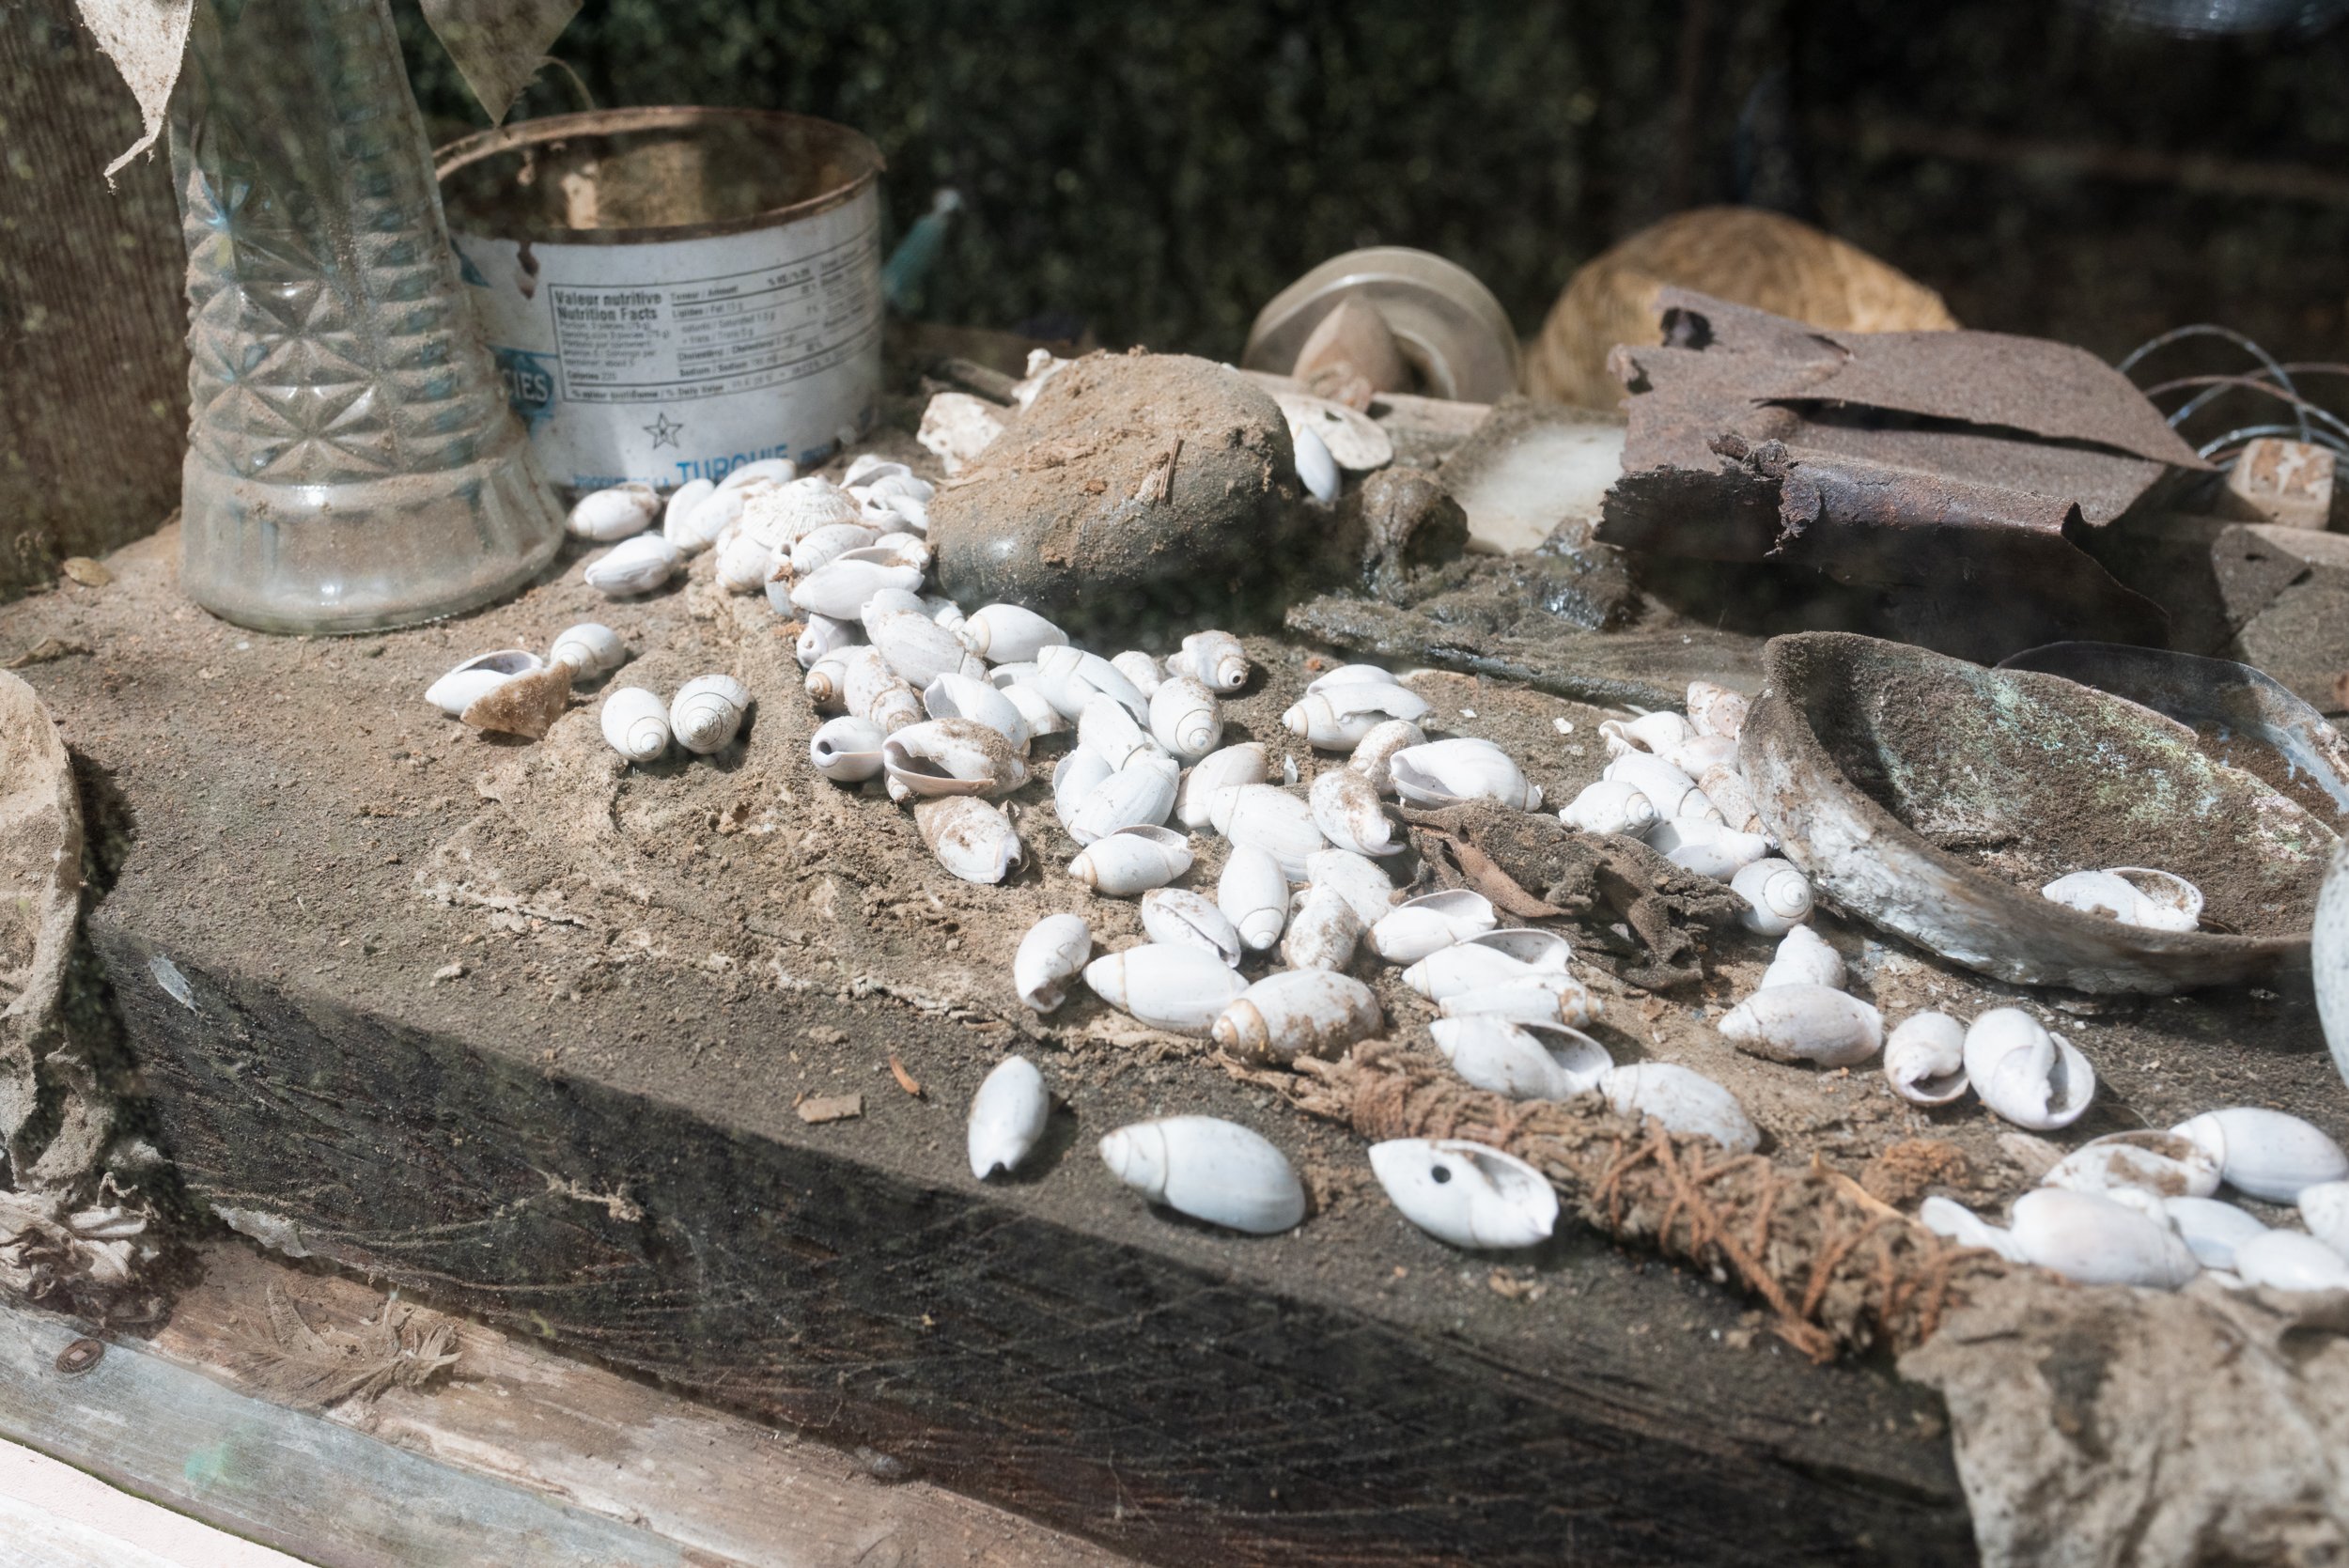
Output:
[0, 1436, 305, 1568]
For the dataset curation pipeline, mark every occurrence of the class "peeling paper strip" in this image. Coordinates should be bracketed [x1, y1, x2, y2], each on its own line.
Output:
[75, 0, 196, 182]
[418, 0, 583, 126]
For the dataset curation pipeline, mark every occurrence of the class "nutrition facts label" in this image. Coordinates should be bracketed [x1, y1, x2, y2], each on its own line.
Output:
[548, 223, 881, 406]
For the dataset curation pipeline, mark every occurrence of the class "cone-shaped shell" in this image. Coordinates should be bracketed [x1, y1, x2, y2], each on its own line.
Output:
[1731, 858, 1812, 936]
[1098, 1115, 1305, 1234]
[670, 674, 752, 754]
[548, 624, 626, 678]
[1066, 754, 1180, 845]
[1069, 826, 1194, 897]
[1052, 747, 1115, 822]
[1170, 629, 1249, 693]
[1697, 763, 1765, 836]
[2173, 1107, 2349, 1203]
[810, 716, 887, 783]
[1391, 738, 1541, 811]
[1596, 1063, 1759, 1152]
[924, 673, 1030, 747]
[1281, 883, 1363, 971]
[1760, 924, 1844, 991]
[1209, 784, 1328, 879]
[661, 478, 714, 539]
[568, 482, 659, 541]
[1368, 890, 1499, 964]
[845, 653, 923, 734]
[968, 1056, 1050, 1180]
[1148, 675, 1221, 761]
[958, 603, 1068, 664]
[584, 534, 684, 597]
[1217, 845, 1290, 952]
[1560, 779, 1657, 837]
[1964, 1009, 2095, 1131]
[1211, 970, 1382, 1063]
[1718, 985, 1882, 1067]
[599, 687, 671, 763]
[1370, 1140, 1558, 1250]
[915, 797, 1023, 884]
[2008, 1188, 2197, 1289]
[1883, 1012, 1968, 1106]
[1309, 768, 1402, 857]
[1140, 889, 1242, 967]
[1013, 913, 1092, 1013]
[1082, 944, 1248, 1035]
[462, 662, 572, 739]
[427, 649, 543, 717]
[1402, 942, 1545, 1001]
[1304, 848, 1398, 926]
[1429, 1017, 1610, 1100]
[1176, 743, 1269, 830]
[882, 717, 1028, 800]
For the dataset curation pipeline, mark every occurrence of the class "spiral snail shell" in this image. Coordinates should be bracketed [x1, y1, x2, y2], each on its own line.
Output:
[599, 687, 671, 764]
[670, 674, 752, 754]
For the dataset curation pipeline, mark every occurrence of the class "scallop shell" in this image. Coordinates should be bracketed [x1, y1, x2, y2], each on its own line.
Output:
[1066, 754, 1180, 845]
[1730, 858, 1812, 936]
[1209, 784, 1328, 879]
[1883, 1012, 1968, 1106]
[1963, 1008, 2095, 1131]
[1685, 680, 1750, 740]
[915, 797, 1023, 884]
[1428, 1017, 1610, 1100]
[1602, 752, 1719, 824]
[568, 482, 659, 541]
[1169, 629, 1249, 694]
[881, 718, 1028, 800]
[547, 624, 626, 679]
[1013, 913, 1092, 1013]
[744, 477, 861, 549]
[1718, 985, 1882, 1067]
[2043, 1130, 2221, 1201]
[924, 673, 1030, 747]
[872, 609, 982, 690]
[1647, 818, 1771, 880]
[1368, 889, 1499, 964]
[1083, 943, 1249, 1035]
[661, 478, 715, 539]
[1098, 1115, 1305, 1234]
[1370, 1140, 1558, 1250]
[671, 674, 752, 754]
[958, 603, 1068, 664]
[1282, 684, 1435, 750]
[1559, 779, 1658, 837]
[599, 687, 670, 763]
[1438, 975, 1601, 1029]
[1918, 1197, 2027, 1263]
[1148, 675, 1221, 761]
[2008, 1188, 2198, 1289]
[968, 1056, 1050, 1179]
[1390, 738, 1541, 812]
[1596, 1063, 1759, 1152]
[1347, 720, 1427, 796]
[1175, 743, 1269, 830]
[1069, 825, 1194, 897]
[2163, 1196, 2269, 1270]
[1211, 970, 1382, 1063]
[1079, 694, 1166, 770]
[1140, 889, 1242, 966]
[427, 649, 543, 717]
[1760, 924, 1844, 991]
[1111, 650, 1165, 700]
[714, 531, 777, 595]
[790, 552, 926, 620]
[583, 534, 684, 597]
[2234, 1231, 2349, 1292]
[1217, 845, 1291, 953]
[810, 715, 887, 784]
[1280, 883, 1363, 971]
[1599, 711, 1692, 759]
[1308, 768, 1401, 857]
[2173, 1107, 2349, 1203]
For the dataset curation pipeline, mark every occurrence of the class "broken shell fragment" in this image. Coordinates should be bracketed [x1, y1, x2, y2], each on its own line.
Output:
[1368, 890, 1499, 964]
[1140, 888, 1242, 966]
[599, 687, 671, 764]
[2043, 1131, 2221, 1201]
[2173, 1107, 2349, 1203]
[1760, 924, 1844, 991]
[1429, 1017, 1610, 1100]
[958, 603, 1068, 664]
[1390, 738, 1541, 811]
[1718, 985, 1883, 1067]
[1305, 848, 1398, 927]
[2009, 1188, 2198, 1289]
[1148, 675, 1221, 761]
[1370, 1140, 1558, 1250]
[1883, 1012, 1968, 1106]
[2040, 868, 2202, 934]
[1169, 629, 1249, 694]
[1069, 825, 1194, 897]
[1964, 1009, 2096, 1132]
[810, 715, 888, 784]
[568, 481, 659, 541]
[548, 624, 626, 679]
[1698, 764, 1766, 836]
[1082, 944, 1249, 1035]
[1309, 768, 1402, 857]
[670, 674, 752, 754]
[2163, 1196, 2269, 1270]
[1685, 680, 1750, 739]
[1013, 913, 1092, 1013]
[1730, 858, 1812, 937]
[1559, 779, 1658, 837]
[915, 797, 1023, 884]
[1283, 684, 1434, 750]
[1111, 650, 1165, 699]
[1217, 845, 1291, 952]
[1211, 970, 1382, 1063]
[1098, 1115, 1305, 1234]
[1175, 742, 1269, 830]
[427, 649, 543, 716]
[1347, 719, 1426, 796]
[461, 662, 572, 739]
[1596, 1063, 1759, 1153]
[2234, 1230, 2349, 1292]
[583, 534, 684, 597]
[881, 718, 1029, 801]
[1066, 753, 1181, 845]
[1210, 784, 1329, 879]
[1280, 883, 1364, 971]
[1293, 421, 1342, 504]
[968, 1056, 1050, 1180]
[923, 673, 1030, 747]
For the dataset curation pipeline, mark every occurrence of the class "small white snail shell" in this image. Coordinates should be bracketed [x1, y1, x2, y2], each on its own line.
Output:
[2043, 1130, 2221, 1201]
[1918, 1197, 2028, 1264]
[1098, 1115, 1305, 1234]
[669, 674, 751, 754]
[796, 614, 858, 673]
[1279, 883, 1363, 971]
[1013, 913, 1092, 1013]
[1079, 693, 1166, 771]
[1110, 650, 1165, 700]
[2302, 1181, 2349, 1258]
[1169, 629, 1249, 694]
[1685, 680, 1749, 740]
[427, 649, 543, 716]
[1595, 1063, 1758, 1152]
[1698, 763, 1766, 837]
[1599, 711, 1692, 759]
[1368, 889, 1499, 964]
[923, 672, 1030, 747]
[1309, 768, 1402, 858]
[1347, 719, 1426, 797]
[2163, 1195, 2270, 1270]
[1283, 684, 1435, 751]
[1371, 1139, 1557, 1250]
[1209, 784, 1329, 880]
[958, 603, 1068, 663]
[1306, 664, 1402, 694]
[599, 687, 670, 764]
[870, 531, 931, 572]
[2009, 1188, 2198, 1289]
[1066, 753, 1180, 845]
[1303, 848, 1398, 927]
[997, 681, 1066, 740]
[803, 646, 859, 712]
[583, 534, 684, 597]
[548, 624, 626, 678]
[810, 715, 887, 784]
[1429, 1016, 1610, 1100]
[915, 797, 1023, 884]
[842, 454, 910, 488]
[1051, 747, 1114, 822]
[922, 594, 962, 632]
[1647, 818, 1771, 880]
[1217, 845, 1291, 953]
[1964, 1008, 2095, 1132]
[881, 717, 1028, 801]
[872, 609, 983, 690]
[668, 483, 748, 553]
[788, 521, 883, 577]
[1140, 888, 1242, 967]
[845, 653, 923, 734]
[1211, 970, 1382, 1063]
[1402, 942, 1546, 1001]
[1068, 825, 1193, 898]
[1293, 421, 1342, 504]
[1148, 675, 1221, 761]
[1660, 734, 1738, 778]
[1559, 779, 1657, 837]
[1438, 974, 1601, 1030]
[1718, 984, 1882, 1067]
[1175, 742, 1269, 830]
[2234, 1231, 2349, 1292]
[1602, 752, 1719, 825]
[968, 1056, 1050, 1180]
[1730, 857, 1812, 936]
[1466, 927, 1573, 971]
[790, 551, 925, 620]
[713, 531, 777, 595]
[1083, 943, 1249, 1035]
[2039, 868, 2201, 933]
[1883, 1012, 1968, 1106]
[1390, 738, 1541, 812]
[1760, 924, 1844, 991]
[568, 481, 658, 541]
[2173, 1107, 2349, 1203]
[660, 478, 714, 540]
[1034, 646, 1148, 722]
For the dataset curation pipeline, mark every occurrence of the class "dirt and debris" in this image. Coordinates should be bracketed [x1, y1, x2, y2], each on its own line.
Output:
[797, 1094, 865, 1125]
[236, 1281, 461, 1410]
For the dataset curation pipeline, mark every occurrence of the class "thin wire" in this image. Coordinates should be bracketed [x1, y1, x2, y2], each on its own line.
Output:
[2140, 375, 2349, 448]
[2119, 323, 2310, 442]
[2197, 423, 2349, 461]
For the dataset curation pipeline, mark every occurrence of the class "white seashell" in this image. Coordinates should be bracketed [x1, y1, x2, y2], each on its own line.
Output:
[1660, 734, 1739, 778]
[1760, 924, 1844, 991]
[1346, 720, 1426, 796]
[1140, 889, 1242, 966]
[914, 797, 1022, 884]
[1883, 1012, 1968, 1106]
[1079, 694, 1166, 770]
[719, 457, 796, 491]
[1685, 680, 1750, 739]
[1147, 676, 1221, 762]
[923, 673, 1029, 747]
[796, 613, 859, 672]
[1293, 421, 1342, 504]
[958, 604, 1068, 664]
[1596, 1063, 1758, 1152]
[1560, 779, 1659, 837]
[1369, 890, 1499, 964]
[859, 586, 932, 633]
[1083, 944, 1249, 1035]
[743, 477, 861, 549]
[713, 530, 777, 594]
[427, 649, 543, 716]
[1304, 848, 1398, 927]
[924, 595, 964, 633]
[1466, 928, 1573, 971]
[568, 481, 659, 541]
[1309, 768, 1402, 857]
[1718, 985, 1882, 1067]
[2043, 1131, 2221, 1201]
[1013, 914, 1092, 1013]
[1964, 1009, 2095, 1131]
[1371, 1140, 1557, 1250]
[2173, 1108, 2349, 1203]
[1390, 738, 1541, 811]
[584, 534, 684, 597]
[672, 483, 753, 553]
[1602, 752, 1719, 824]
[1281, 883, 1364, 971]
[547, 624, 626, 679]
[1169, 629, 1249, 694]
[788, 521, 882, 577]
[790, 551, 925, 620]
[882, 718, 1028, 800]
[2043, 871, 2158, 928]
[804, 644, 863, 711]
[1729, 858, 1812, 936]
[998, 682, 1066, 740]
[1217, 846, 1291, 953]
[670, 674, 752, 754]
[858, 469, 934, 505]
[810, 715, 887, 783]
[859, 490, 931, 533]
[661, 478, 715, 540]
[1429, 1017, 1610, 1099]
[599, 687, 670, 763]
[968, 1056, 1050, 1179]
[1069, 825, 1194, 897]
[1283, 684, 1435, 750]
[1599, 711, 1692, 758]
[1110, 650, 1165, 699]
[2163, 1196, 2270, 1270]
[1099, 1116, 1305, 1234]
[2303, 1182, 2349, 1259]
[1176, 743, 1269, 830]
[844, 648, 923, 733]
[1918, 1197, 2029, 1263]
[2234, 1231, 2349, 1292]
[1401, 942, 1542, 1001]
[842, 454, 910, 489]
[1211, 970, 1382, 1063]
[869, 531, 932, 572]
[870, 609, 979, 690]
[1034, 646, 1147, 722]
[1052, 747, 1114, 822]
[1210, 784, 1329, 879]
[1439, 976, 1601, 1029]
[1696, 763, 1765, 836]
[1647, 818, 1771, 879]
[1066, 754, 1180, 845]
[2009, 1188, 2198, 1289]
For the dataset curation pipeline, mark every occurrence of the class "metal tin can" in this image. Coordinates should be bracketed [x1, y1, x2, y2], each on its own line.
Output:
[437, 107, 886, 491]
